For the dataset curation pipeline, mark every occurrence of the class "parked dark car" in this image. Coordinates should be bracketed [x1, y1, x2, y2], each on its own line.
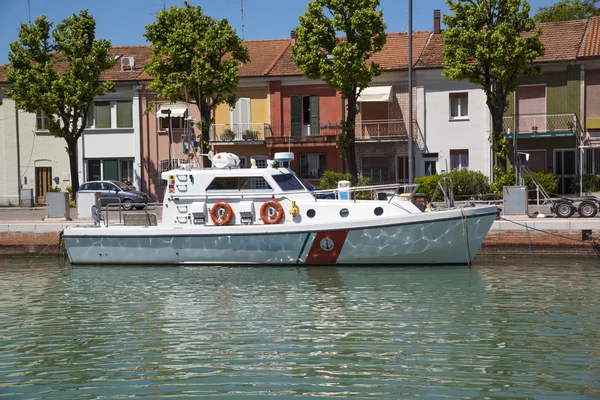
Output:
[78, 180, 149, 210]
[301, 180, 336, 199]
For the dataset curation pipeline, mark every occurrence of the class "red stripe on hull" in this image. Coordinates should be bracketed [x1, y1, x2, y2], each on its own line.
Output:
[305, 230, 349, 264]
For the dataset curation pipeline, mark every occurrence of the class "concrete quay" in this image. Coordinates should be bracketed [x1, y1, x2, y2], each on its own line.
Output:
[0, 206, 599, 259]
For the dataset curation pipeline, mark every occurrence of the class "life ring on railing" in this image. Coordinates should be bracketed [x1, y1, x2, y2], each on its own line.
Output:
[260, 200, 285, 224]
[210, 201, 234, 225]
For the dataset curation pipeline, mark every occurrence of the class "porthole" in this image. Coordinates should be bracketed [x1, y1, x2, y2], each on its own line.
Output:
[307, 209, 316, 218]
[340, 208, 349, 218]
[374, 207, 384, 216]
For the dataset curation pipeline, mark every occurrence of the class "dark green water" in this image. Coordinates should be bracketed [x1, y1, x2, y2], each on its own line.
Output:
[0, 257, 598, 399]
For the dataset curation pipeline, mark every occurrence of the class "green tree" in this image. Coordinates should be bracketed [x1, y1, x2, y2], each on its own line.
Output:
[4, 11, 115, 195]
[442, 0, 544, 166]
[535, 0, 600, 22]
[292, 0, 386, 184]
[144, 2, 249, 160]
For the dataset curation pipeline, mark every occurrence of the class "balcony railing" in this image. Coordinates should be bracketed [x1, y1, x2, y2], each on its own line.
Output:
[265, 124, 341, 144]
[210, 123, 270, 142]
[355, 119, 412, 140]
[503, 113, 581, 137]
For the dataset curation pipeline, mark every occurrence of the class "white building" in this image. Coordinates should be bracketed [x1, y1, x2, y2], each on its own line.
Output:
[0, 47, 150, 206]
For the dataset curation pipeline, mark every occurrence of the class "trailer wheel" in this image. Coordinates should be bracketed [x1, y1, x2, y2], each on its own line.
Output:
[555, 202, 575, 218]
[578, 201, 597, 218]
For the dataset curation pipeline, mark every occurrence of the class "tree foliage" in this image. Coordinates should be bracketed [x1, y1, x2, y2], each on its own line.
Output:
[144, 2, 250, 156]
[535, 0, 600, 22]
[4, 10, 115, 194]
[442, 0, 544, 167]
[292, 0, 386, 184]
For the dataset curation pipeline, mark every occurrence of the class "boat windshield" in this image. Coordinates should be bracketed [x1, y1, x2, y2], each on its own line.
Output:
[272, 173, 306, 191]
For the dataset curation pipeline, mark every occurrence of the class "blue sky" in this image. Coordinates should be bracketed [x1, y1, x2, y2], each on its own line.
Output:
[1, 0, 559, 65]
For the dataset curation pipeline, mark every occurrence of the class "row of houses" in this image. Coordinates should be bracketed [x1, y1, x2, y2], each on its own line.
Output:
[2, 12, 600, 206]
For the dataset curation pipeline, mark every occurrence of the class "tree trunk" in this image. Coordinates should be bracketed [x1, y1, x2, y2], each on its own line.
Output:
[490, 107, 506, 170]
[345, 95, 358, 185]
[66, 138, 80, 198]
[201, 106, 212, 166]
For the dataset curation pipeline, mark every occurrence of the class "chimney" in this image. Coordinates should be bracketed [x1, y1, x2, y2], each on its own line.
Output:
[433, 10, 441, 34]
[290, 29, 297, 45]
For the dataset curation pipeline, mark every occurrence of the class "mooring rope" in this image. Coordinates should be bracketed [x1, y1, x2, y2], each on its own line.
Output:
[27, 230, 63, 268]
[524, 221, 534, 260]
[460, 208, 471, 267]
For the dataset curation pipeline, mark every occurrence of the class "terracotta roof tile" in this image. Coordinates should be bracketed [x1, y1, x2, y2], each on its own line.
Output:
[240, 39, 292, 76]
[416, 19, 588, 69]
[579, 16, 600, 57]
[267, 31, 432, 76]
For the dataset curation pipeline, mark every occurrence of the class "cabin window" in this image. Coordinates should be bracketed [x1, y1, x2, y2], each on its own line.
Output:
[272, 173, 305, 191]
[206, 176, 272, 191]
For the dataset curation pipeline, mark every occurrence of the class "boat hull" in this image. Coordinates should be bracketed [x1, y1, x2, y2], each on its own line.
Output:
[63, 207, 497, 265]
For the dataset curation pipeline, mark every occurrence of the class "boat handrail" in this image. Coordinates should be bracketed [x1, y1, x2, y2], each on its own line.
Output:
[102, 202, 162, 227]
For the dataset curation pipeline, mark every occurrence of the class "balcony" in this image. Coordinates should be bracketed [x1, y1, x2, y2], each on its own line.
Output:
[355, 119, 413, 141]
[503, 113, 581, 138]
[265, 124, 341, 146]
[210, 123, 270, 143]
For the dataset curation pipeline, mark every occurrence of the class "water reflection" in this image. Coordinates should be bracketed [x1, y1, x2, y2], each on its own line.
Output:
[0, 258, 598, 398]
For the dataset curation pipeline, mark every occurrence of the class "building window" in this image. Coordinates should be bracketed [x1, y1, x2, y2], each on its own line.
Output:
[250, 156, 268, 189]
[450, 150, 469, 170]
[231, 97, 251, 134]
[116, 101, 133, 128]
[362, 156, 390, 184]
[424, 160, 437, 176]
[159, 116, 185, 130]
[300, 154, 326, 179]
[36, 110, 49, 130]
[94, 101, 111, 128]
[449, 92, 468, 119]
[87, 100, 133, 129]
[85, 158, 135, 184]
[291, 95, 319, 137]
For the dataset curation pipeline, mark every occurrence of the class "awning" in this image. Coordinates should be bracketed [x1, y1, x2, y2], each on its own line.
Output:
[357, 86, 393, 103]
[157, 103, 188, 118]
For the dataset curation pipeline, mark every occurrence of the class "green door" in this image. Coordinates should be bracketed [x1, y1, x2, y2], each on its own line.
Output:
[290, 95, 301, 139]
[103, 159, 119, 181]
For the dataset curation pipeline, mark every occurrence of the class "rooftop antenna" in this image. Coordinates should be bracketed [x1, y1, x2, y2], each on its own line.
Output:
[28, 0, 31, 24]
[230, 0, 245, 39]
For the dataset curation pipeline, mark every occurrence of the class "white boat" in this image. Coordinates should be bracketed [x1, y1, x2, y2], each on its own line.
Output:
[62, 152, 498, 265]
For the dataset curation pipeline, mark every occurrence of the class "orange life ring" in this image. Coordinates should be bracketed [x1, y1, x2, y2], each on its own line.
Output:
[260, 200, 285, 224]
[210, 201, 234, 225]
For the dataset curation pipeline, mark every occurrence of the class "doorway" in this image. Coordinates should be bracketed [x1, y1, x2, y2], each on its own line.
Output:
[554, 149, 576, 194]
[35, 167, 52, 204]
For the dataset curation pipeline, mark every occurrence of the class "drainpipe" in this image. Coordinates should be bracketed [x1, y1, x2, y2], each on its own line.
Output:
[408, 0, 414, 184]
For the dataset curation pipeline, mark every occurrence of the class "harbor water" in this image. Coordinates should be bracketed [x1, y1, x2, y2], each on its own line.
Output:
[0, 257, 598, 399]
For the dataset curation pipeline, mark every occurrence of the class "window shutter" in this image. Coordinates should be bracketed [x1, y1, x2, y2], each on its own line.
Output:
[95, 102, 111, 128]
[117, 101, 133, 128]
[309, 95, 320, 136]
[241, 98, 251, 131]
[290, 95, 301, 138]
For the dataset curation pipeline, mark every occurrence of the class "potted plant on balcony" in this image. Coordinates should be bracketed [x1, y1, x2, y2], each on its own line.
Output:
[531, 125, 538, 133]
[567, 121, 574, 131]
[242, 129, 258, 141]
[220, 129, 235, 141]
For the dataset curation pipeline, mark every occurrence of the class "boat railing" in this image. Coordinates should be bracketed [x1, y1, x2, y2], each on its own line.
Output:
[312, 183, 420, 203]
[101, 202, 162, 227]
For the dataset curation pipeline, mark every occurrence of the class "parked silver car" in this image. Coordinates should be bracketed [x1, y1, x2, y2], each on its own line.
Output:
[78, 180, 149, 210]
